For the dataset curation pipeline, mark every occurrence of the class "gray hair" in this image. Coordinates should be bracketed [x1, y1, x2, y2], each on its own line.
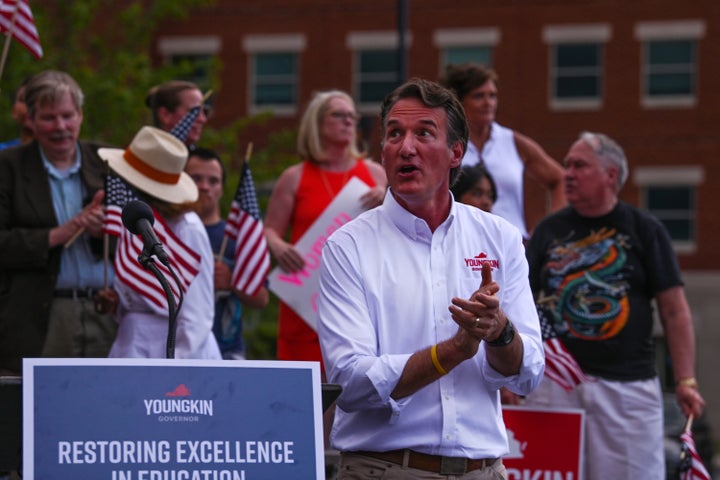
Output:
[24, 70, 84, 117]
[578, 131, 628, 191]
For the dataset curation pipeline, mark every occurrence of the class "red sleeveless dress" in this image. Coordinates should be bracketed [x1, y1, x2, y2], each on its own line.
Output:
[276, 159, 377, 367]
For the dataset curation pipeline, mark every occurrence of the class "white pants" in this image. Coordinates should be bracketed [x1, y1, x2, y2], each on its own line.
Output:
[523, 376, 664, 480]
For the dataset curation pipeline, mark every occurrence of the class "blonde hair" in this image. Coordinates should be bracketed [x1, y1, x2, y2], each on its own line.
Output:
[297, 90, 364, 161]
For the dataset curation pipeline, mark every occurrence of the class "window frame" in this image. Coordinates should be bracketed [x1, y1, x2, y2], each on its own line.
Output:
[633, 166, 704, 253]
[542, 24, 611, 111]
[634, 20, 706, 109]
[157, 36, 221, 88]
[346, 31, 411, 113]
[433, 28, 500, 74]
[243, 34, 306, 116]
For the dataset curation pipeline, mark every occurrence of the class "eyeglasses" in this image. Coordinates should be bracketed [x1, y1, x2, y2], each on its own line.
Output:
[328, 111, 360, 122]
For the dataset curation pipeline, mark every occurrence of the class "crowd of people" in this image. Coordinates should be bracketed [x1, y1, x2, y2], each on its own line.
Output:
[0, 66, 708, 480]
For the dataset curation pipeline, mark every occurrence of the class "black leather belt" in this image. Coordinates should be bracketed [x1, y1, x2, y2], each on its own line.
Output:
[54, 288, 98, 299]
[352, 449, 498, 475]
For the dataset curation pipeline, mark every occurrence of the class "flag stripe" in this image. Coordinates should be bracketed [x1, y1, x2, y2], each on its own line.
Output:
[102, 173, 200, 312]
[224, 161, 269, 297]
[680, 430, 711, 480]
[0, 0, 43, 59]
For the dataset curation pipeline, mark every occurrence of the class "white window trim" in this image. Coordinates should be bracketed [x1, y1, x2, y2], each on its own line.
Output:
[243, 34, 306, 116]
[433, 28, 500, 47]
[634, 20, 706, 41]
[346, 31, 413, 50]
[542, 24, 612, 44]
[634, 166, 703, 254]
[635, 21, 704, 109]
[633, 166, 704, 186]
[158, 36, 222, 56]
[542, 24, 611, 111]
[242, 34, 306, 53]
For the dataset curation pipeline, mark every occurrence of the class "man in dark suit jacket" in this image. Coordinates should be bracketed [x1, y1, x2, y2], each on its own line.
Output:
[0, 70, 117, 375]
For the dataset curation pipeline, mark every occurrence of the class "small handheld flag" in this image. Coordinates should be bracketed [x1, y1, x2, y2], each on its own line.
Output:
[0, 0, 43, 59]
[223, 145, 270, 296]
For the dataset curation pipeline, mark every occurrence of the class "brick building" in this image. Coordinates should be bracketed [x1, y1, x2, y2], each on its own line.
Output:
[153, 0, 720, 440]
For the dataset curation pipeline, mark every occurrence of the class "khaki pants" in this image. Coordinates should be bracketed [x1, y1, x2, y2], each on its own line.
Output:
[337, 452, 506, 480]
[41, 298, 117, 358]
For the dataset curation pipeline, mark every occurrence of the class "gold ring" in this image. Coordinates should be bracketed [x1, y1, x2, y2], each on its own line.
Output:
[474, 317, 481, 328]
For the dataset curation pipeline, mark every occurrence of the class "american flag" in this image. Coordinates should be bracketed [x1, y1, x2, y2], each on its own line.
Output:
[224, 161, 269, 296]
[169, 105, 200, 144]
[680, 428, 712, 480]
[537, 304, 594, 391]
[0, 0, 43, 59]
[103, 172, 201, 311]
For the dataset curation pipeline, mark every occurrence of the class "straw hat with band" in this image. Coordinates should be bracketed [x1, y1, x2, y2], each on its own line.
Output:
[99, 126, 198, 204]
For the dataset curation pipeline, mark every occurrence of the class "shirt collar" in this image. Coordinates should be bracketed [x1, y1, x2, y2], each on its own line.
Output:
[41, 144, 82, 179]
[382, 188, 456, 241]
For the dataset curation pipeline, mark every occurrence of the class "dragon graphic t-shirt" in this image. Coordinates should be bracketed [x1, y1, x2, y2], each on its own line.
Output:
[526, 202, 682, 380]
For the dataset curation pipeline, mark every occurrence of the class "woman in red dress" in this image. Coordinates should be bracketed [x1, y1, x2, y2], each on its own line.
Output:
[265, 90, 386, 367]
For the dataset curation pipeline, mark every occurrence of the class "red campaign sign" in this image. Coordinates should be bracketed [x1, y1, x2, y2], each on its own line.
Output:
[502, 406, 584, 480]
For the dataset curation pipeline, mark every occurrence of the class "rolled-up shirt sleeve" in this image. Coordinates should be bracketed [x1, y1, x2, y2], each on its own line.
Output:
[318, 234, 411, 416]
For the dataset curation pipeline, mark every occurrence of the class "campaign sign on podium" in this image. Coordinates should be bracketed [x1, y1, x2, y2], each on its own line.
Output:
[23, 358, 324, 480]
[502, 406, 584, 480]
[267, 176, 371, 331]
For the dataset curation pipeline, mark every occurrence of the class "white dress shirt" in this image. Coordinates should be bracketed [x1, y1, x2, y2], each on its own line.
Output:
[317, 190, 544, 458]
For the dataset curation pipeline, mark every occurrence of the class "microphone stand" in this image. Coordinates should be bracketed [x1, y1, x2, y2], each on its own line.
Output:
[137, 249, 184, 359]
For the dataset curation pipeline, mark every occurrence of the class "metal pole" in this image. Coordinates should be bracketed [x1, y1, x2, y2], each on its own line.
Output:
[397, 0, 408, 84]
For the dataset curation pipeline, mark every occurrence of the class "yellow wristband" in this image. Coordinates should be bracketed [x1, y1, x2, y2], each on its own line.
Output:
[430, 344, 448, 376]
[677, 377, 698, 389]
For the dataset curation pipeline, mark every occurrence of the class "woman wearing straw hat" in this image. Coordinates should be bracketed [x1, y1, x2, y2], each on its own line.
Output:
[99, 126, 221, 359]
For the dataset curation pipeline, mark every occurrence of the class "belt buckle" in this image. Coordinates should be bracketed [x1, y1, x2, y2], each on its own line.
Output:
[440, 456, 467, 475]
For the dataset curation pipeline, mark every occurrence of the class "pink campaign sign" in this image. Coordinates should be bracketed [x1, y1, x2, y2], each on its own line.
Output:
[267, 177, 371, 330]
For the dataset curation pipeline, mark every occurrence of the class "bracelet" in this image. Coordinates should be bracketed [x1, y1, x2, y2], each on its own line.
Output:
[676, 377, 698, 389]
[430, 344, 448, 376]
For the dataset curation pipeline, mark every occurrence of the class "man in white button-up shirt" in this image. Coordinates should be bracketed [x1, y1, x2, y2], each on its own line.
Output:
[317, 79, 545, 480]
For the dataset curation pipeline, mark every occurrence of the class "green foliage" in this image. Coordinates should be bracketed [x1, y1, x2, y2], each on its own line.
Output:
[1, 0, 215, 145]
[0, 0, 303, 360]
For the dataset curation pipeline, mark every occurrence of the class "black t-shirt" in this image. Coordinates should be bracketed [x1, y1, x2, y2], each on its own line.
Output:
[526, 202, 682, 380]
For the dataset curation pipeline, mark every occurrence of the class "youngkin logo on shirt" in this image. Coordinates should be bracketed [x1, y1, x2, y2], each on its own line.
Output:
[464, 252, 500, 271]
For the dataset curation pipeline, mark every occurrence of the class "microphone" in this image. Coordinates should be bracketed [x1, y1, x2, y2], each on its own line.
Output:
[121, 200, 170, 266]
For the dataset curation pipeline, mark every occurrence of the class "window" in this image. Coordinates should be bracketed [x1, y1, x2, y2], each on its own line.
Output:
[552, 43, 602, 100]
[634, 166, 704, 253]
[443, 46, 492, 68]
[347, 31, 411, 110]
[157, 36, 221, 89]
[357, 50, 399, 104]
[644, 41, 696, 97]
[243, 34, 306, 115]
[433, 28, 499, 72]
[635, 20, 705, 108]
[543, 24, 611, 111]
[253, 53, 297, 107]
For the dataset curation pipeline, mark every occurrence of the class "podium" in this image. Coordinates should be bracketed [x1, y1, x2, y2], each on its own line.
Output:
[11, 359, 340, 480]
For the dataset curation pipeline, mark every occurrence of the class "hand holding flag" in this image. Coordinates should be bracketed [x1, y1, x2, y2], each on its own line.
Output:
[680, 415, 712, 480]
[223, 143, 270, 296]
